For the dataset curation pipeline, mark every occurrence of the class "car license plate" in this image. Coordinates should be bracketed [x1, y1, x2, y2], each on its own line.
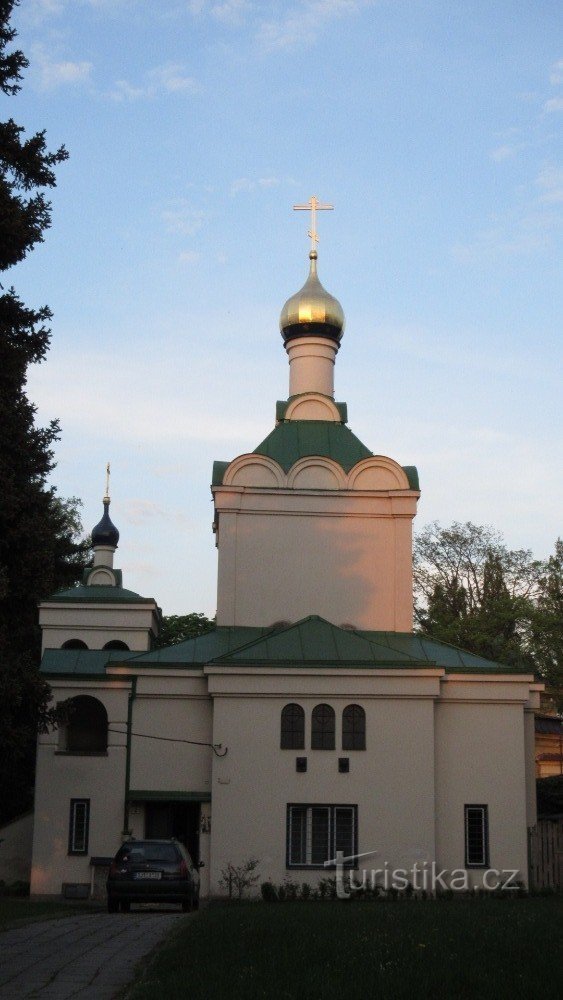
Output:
[134, 872, 162, 880]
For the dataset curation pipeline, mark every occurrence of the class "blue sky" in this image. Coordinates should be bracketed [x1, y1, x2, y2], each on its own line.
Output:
[8, 0, 562, 615]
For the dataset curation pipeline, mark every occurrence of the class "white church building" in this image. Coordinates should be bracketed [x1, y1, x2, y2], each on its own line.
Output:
[31, 204, 540, 898]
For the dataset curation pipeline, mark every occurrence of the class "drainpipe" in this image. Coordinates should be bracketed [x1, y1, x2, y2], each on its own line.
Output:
[122, 676, 137, 837]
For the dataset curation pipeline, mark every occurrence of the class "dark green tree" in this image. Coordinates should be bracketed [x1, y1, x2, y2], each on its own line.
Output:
[531, 539, 563, 711]
[414, 522, 540, 670]
[0, 1, 90, 824]
[156, 613, 215, 648]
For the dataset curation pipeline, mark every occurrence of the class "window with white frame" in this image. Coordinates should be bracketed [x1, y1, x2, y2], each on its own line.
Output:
[464, 804, 489, 868]
[68, 799, 90, 855]
[287, 804, 357, 868]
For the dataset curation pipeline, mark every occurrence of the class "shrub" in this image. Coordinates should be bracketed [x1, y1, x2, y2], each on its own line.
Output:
[261, 881, 278, 902]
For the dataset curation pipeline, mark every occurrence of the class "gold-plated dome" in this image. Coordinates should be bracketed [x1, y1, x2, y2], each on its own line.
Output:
[280, 250, 345, 344]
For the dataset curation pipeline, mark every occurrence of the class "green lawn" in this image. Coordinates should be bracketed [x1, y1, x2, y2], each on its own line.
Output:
[0, 898, 101, 932]
[127, 897, 563, 1000]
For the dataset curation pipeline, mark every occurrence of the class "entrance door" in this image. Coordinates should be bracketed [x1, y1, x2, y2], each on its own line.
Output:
[145, 801, 200, 864]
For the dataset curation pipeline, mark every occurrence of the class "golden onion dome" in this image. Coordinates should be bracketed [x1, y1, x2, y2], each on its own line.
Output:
[280, 250, 345, 344]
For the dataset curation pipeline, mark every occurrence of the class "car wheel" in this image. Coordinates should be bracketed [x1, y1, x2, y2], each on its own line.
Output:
[107, 897, 119, 913]
[120, 900, 131, 913]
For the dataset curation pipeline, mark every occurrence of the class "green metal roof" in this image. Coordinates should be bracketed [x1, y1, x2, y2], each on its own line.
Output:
[253, 421, 373, 473]
[212, 420, 419, 489]
[40, 649, 138, 676]
[40, 619, 531, 677]
[45, 585, 157, 604]
[127, 627, 269, 666]
[213, 617, 426, 667]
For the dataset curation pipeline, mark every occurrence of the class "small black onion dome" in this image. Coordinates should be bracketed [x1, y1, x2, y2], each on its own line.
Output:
[91, 499, 119, 548]
[280, 250, 345, 344]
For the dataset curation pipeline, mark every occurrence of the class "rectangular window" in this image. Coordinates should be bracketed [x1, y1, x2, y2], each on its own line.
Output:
[68, 799, 90, 855]
[464, 804, 488, 868]
[287, 804, 357, 868]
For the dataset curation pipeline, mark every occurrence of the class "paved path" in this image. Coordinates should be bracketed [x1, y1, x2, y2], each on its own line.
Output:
[0, 911, 185, 999]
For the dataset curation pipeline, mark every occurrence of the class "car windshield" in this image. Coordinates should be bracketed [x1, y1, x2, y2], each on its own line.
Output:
[117, 843, 179, 864]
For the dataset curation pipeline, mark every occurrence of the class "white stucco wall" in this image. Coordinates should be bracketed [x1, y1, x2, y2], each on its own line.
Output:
[31, 682, 129, 895]
[214, 487, 417, 630]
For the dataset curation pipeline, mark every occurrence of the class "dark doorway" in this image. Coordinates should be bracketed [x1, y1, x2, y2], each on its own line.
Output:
[145, 801, 200, 864]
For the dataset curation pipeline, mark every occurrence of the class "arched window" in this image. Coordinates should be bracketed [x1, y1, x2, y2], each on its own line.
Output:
[281, 704, 305, 749]
[103, 640, 130, 651]
[342, 704, 366, 751]
[65, 696, 108, 753]
[62, 639, 88, 650]
[311, 704, 335, 750]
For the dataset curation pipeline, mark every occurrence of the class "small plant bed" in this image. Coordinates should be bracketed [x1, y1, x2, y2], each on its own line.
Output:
[126, 895, 563, 999]
[0, 898, 101, 932]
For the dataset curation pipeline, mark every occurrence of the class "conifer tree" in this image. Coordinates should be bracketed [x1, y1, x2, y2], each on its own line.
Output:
[0, 1, 89, 823]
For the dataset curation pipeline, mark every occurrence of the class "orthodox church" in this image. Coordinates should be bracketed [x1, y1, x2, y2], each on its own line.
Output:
[31, 201, 540, 899]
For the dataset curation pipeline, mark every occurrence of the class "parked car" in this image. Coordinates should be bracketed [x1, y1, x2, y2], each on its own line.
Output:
[107, 838, 201, 913]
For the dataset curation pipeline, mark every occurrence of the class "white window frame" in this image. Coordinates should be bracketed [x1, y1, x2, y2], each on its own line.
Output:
[68, 798, 90, 855]
[464, 804, 489, 868]
[287, 804, 357, 869]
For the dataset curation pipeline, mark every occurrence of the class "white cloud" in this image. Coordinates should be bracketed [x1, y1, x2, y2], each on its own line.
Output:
[178, 250, 201, 264]
[211, 0, 252, 25]
[231, 177, 255, 195]
[536, 165, 563, 204]
[161, 201, 205, 236]
[257, 0, 368, 52]
[543, 96, 563, 113]
[549, 58, 563, 86]
[148, 63, 201, 94]
[107, 63, 200, 101]
[231, 175, 291, 195]
[119, 499, 192, 526]
[31, 44, 92, 90]
[489, 145, 516, 162]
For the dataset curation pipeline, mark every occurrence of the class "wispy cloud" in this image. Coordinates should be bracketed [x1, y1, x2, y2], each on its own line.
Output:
[230, 175, 295, 195]
[549, 58, 563, 86]
[543, 96, 563, 114]
[178, 249, 201, 264]
[489, 145, 517, 163]
[120, 499, 191, 526]
[256, 0, 368, 52]
[536, 165, 563, 204]
[31, 44, 92, 90]
[211, 0, 253, 25]
[161, 200, 205, 236]
[108, 62, 200, 101]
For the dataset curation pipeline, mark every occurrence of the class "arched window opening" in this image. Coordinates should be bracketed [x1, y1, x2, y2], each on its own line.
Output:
[342, 704, 366, 751]
[281, 703, 305, 749]
[62, 639, 88, 650]
[103, 640, 130, 651]
[311, 704, 335, 750]
[65, 696, 108, 753]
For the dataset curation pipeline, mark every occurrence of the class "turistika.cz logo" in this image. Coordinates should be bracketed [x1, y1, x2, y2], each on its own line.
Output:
[325, 851, 522, 898]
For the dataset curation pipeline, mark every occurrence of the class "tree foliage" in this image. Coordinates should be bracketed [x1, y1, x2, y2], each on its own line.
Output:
[414, 522, 562, 707]
[156, 613, 215, 648]
[0, 2, 90, 824]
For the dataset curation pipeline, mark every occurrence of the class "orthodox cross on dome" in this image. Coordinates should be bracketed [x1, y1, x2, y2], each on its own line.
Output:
[104, 462, 111, 503]
[293, 195, 333, 254]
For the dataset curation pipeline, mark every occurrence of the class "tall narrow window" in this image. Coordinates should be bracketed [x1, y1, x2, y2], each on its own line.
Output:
[287, 804, 357, 868]
[464, 805, 489, 867]
[281, 704, 305, 749]
[311, 704, 335, 750]
[342, 704, 366, 750]
[68, 799, 90, 855]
